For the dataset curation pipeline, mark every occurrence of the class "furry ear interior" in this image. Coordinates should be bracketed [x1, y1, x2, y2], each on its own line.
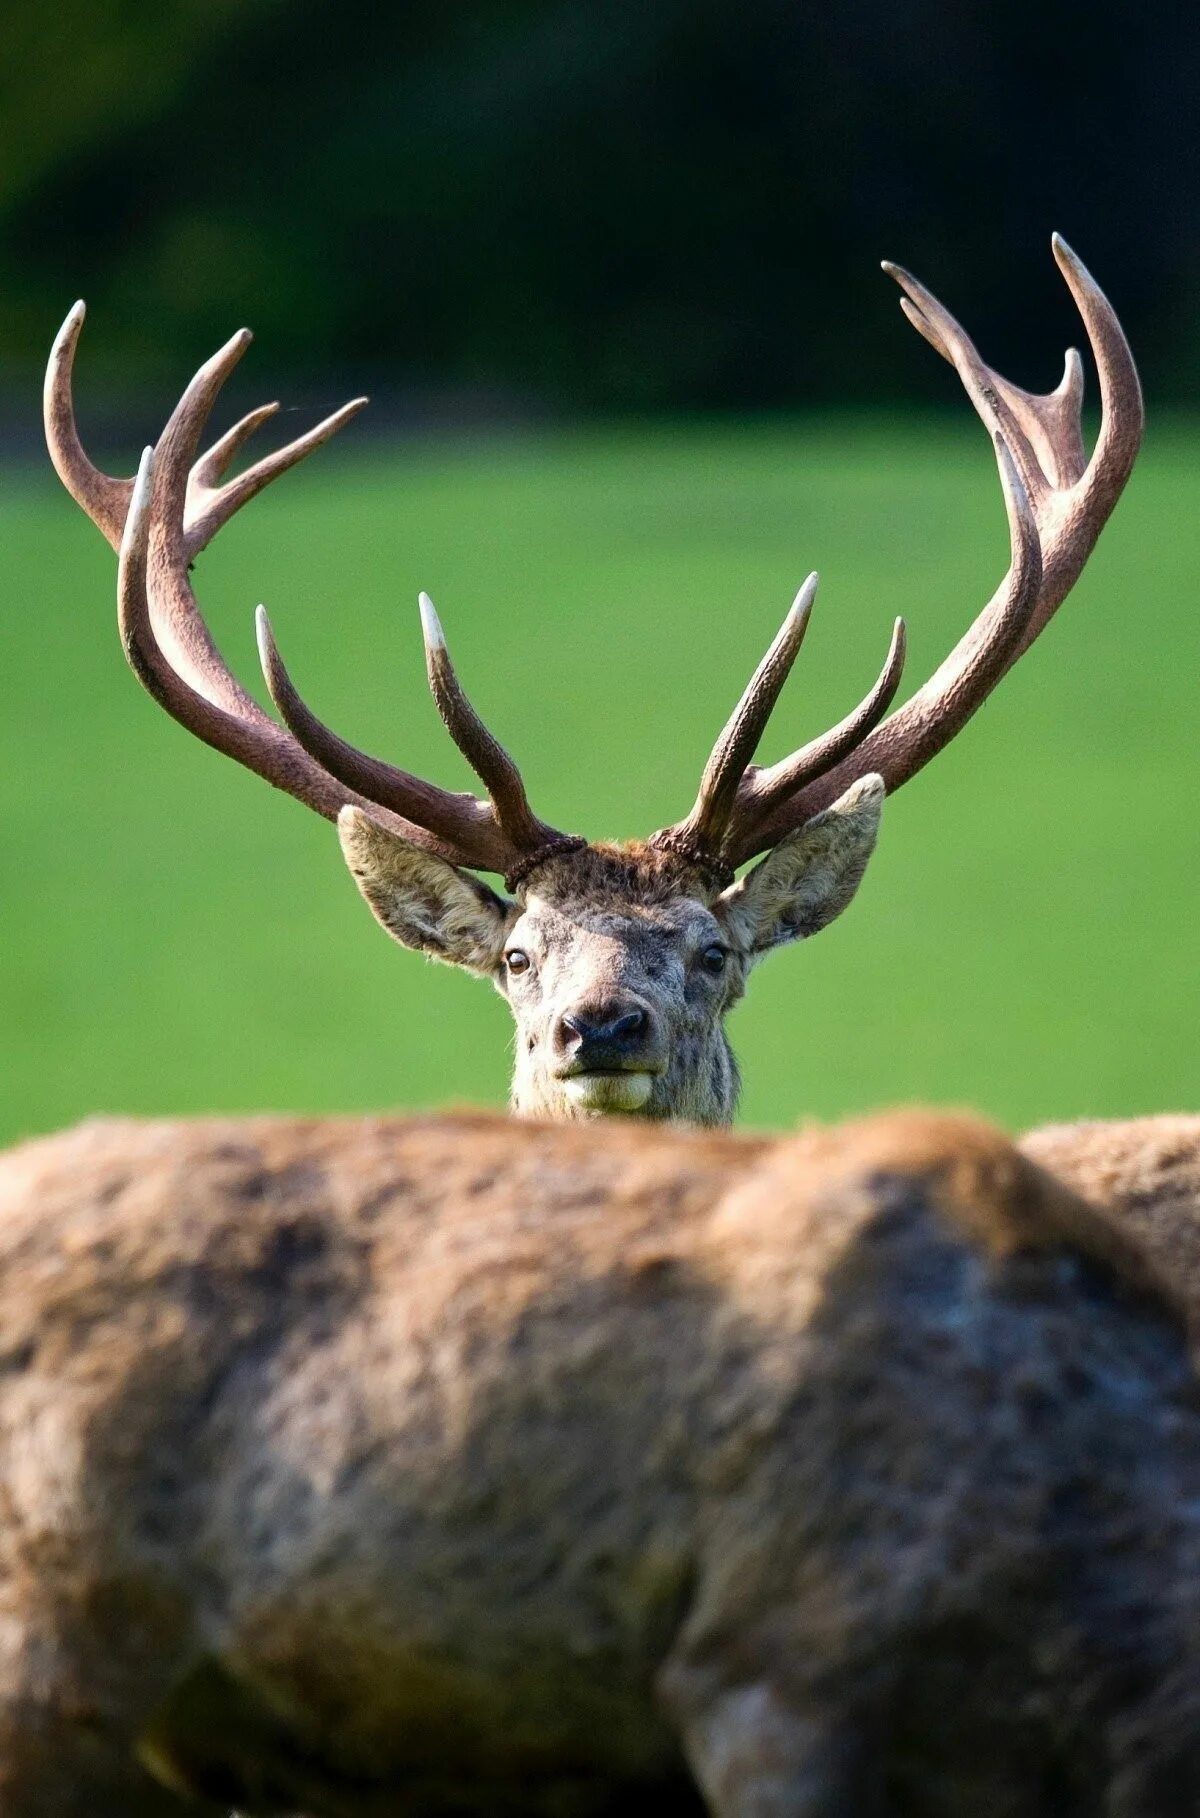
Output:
[717, 774, 884, 955]
[337, 807, 513, 974]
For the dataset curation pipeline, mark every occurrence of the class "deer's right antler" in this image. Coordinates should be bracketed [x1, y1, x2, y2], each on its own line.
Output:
[52, 310, 585, 887]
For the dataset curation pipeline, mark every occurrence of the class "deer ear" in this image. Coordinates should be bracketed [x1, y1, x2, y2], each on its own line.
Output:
[717, 774, 884, 956]
[337, 807, 513, 975]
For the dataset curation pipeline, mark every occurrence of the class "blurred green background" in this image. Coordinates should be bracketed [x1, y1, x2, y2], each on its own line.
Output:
[1, 1, 1196, 1144]
[3, 416, 1196, 1142]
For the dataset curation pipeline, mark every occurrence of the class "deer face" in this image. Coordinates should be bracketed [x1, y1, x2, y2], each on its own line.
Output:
[495, 859, 744, 1124]
[338, 775, 883, 1126]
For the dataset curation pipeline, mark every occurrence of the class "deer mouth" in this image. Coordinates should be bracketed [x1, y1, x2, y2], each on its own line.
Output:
[558, 1068, 661, 1114]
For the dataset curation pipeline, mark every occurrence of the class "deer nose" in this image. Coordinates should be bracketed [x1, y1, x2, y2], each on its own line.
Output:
[561, 1007, 646, 1045]
[557, 1004, 651, 1065]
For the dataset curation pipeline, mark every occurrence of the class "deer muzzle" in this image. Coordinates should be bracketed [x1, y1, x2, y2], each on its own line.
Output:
[554, 1003, 665, 1113]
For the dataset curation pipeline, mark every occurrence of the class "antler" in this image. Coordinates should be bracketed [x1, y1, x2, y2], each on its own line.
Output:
[52, 236, 1141, 895]
[45, 304, 366, 559]
[54, 310, 583, 886]
[652, 236, 1142, 874]
[649, 571, 910, 879]
[256, 593, 579, 878]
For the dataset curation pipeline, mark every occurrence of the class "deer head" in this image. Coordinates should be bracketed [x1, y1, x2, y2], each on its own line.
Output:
[45, 237, 1141, 1125]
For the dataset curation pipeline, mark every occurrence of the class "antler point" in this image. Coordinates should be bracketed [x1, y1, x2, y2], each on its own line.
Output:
[51, 301, 87, 354]
[791, 572, 819, 616]
[1051, 234, 1083, 278]
[133, 443, 154, 493]
[118, 448, 156, 566]
[419, 592, 446, 650]
[253, 604, 275, 669]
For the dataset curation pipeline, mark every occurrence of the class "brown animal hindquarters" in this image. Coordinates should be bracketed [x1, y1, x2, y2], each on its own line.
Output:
[0, 1109, 1198, 1816]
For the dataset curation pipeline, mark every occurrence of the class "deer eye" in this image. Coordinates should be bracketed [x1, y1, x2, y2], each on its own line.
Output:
[505, 948, 531, 976]
[699, 944, 727, 976]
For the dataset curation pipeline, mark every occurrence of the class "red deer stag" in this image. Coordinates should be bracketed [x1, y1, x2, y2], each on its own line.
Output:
[45, 239, 1143, 1126]
[2, 1104, 1200, 1817]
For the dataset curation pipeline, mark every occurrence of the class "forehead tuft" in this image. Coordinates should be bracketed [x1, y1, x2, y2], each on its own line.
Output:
[518, 841, 711, 910]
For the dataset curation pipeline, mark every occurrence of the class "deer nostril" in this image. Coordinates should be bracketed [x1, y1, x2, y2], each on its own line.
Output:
[558, 1006, 649, 1054]
[557, 1013, 592, 1056]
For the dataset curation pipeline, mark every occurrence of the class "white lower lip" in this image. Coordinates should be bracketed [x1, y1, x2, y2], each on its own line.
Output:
[561, 1071, 655, 1114]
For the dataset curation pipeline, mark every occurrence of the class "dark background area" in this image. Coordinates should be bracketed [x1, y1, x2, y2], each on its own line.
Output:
[2, 0, 1195, 416]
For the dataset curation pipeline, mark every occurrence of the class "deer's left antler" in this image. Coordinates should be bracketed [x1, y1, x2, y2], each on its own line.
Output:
[652, 236, 1143, 876]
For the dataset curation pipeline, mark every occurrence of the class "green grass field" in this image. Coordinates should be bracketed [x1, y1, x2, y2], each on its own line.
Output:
[1, 416, 1196, 1147]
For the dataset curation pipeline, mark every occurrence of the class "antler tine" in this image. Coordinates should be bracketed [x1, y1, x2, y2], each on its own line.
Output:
[650, 577, 817, 868]
[876, 239, 1142, 684]
[883, 263, 1085, 500]
[112, 331, 367, 726]
[739, 432, 1042, 861]
[189, 402, 282, 489]
[883, 237, 1141, 633]
[117, 448, 463, 855]
[418, 593, 566, 855]
[44, 302, 133, 548]
[255, 606, 515, 874]
[731, 615, 907, 845]
[1052, 234, 1144, 510]
[183, 395, 369, 557]
[141, 329, 270, 720]
[119, 445, 270, 753]
[44, 302, 367, 560]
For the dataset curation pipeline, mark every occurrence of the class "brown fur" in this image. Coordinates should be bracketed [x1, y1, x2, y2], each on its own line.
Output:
[530, 842, 714, 908]
[1022, 1115, 1200, 1313]
[1, 1107, 1200, 1816]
